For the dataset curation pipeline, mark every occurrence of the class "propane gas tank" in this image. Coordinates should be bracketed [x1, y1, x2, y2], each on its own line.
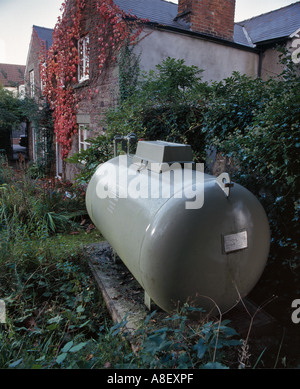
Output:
[86, 140, 270, 314]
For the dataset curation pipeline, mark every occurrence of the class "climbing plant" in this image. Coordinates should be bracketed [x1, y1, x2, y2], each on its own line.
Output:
[40, 0, 147, 159]
[22, 98, 55, 177]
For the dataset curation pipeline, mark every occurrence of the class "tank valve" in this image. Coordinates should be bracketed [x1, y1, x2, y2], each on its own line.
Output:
[216, 172, 234, 198]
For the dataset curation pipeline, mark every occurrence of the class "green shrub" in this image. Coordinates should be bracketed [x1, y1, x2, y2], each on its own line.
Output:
[207, 65, 299, 271]
[69, 58, 207, 183]
[49, 307, 242, 369]
[106, 57, 207, 154]
[0, 87, 23, 158]
[200, 72, 271, 144]
[125, 308, 241, 369]
[66, 134, 114, 184]
[0, 162, 87, 242]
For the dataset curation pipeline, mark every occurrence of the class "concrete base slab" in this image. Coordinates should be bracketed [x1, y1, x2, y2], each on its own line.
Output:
[86, 241, 276, 338]
[87, 242, 149, 335]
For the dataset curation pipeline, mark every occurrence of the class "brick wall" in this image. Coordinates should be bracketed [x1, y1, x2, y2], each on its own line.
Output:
[76, 0, 120, 127]
[178, 0, 193, 14]
[177, 0, 236, 41]
[64, 0, 120, 180]
[24, 28, 43, 99]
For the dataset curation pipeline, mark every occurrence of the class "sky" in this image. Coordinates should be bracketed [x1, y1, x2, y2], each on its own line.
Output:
[0, 0, 298, 66]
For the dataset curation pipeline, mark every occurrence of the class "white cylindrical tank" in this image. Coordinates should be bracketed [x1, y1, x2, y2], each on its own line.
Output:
[86, 141, 270, 314]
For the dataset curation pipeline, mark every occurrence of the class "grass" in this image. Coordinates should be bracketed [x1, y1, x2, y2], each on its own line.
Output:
[0, 228, 110, 365]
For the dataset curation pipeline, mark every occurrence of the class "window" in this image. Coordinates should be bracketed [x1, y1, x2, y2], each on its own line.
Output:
[39, 129, 47, 160]
[55, 140, 63, 178]
[40, 62, 46, 93]
[32, 127, 37, 161]
[78, 125, 90, 152]
[29, 70, 35, 97]
[78, 35, 89, 83]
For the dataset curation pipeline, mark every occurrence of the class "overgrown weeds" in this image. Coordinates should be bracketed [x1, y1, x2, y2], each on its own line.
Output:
[0, 234, 117, 368]
[120, 307, 242, 369]
[0, 158, 86, 247]
[0, 160, 119, 368]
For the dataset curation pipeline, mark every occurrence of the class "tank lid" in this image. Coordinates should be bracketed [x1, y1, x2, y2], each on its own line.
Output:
[134, 141, 193, 164]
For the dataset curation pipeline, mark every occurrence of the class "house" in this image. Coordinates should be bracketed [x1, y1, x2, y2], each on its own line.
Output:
[237, 2, 300, 78]
[116, 0, 300, 80]
[25, 0, 300, 180]
[24, 25, 55, 170]
[0, 63, 25, 96]
[25, 25, 53, 100]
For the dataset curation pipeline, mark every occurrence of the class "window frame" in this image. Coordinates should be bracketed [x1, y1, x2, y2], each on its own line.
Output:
[29, 70, 35, 97]
[78, 35, 90, 83]
[40, 62, 46, 93]
[78, 125, 90, 152]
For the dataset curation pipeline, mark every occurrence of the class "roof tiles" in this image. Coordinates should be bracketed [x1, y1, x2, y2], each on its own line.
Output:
[114, 0, 300, 47]
[33, 25, 54, 49]
[238, 1, 300, 44]
[0, 63, 25, 87]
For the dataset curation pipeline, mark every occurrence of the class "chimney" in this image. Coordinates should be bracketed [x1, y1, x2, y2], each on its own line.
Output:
[177, 0, 236, 41]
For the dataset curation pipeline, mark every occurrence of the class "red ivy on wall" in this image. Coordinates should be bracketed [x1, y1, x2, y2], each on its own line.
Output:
[40, 0, 146, 159]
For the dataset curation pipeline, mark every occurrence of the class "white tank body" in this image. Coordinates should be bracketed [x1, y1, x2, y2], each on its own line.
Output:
[86, 141, 270, 314]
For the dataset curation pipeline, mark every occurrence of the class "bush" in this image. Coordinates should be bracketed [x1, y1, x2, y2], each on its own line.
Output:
[106, 57, 207, 157]
[69, 58, 207, 183]
[66, 134, 114, 184]
[0, 87, 23, 158]
[206, 64, 299, 271]
[0, 160, 87, 243]
[200, 72, 271, 144]
[125, 308, 241, 369]
[21, 99, 55, 176]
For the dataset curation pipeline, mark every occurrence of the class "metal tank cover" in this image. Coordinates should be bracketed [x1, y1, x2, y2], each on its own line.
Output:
[86, 138, 270, 315]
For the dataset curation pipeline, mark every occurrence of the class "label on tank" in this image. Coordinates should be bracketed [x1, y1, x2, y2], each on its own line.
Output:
[223, 230, 248, 253]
